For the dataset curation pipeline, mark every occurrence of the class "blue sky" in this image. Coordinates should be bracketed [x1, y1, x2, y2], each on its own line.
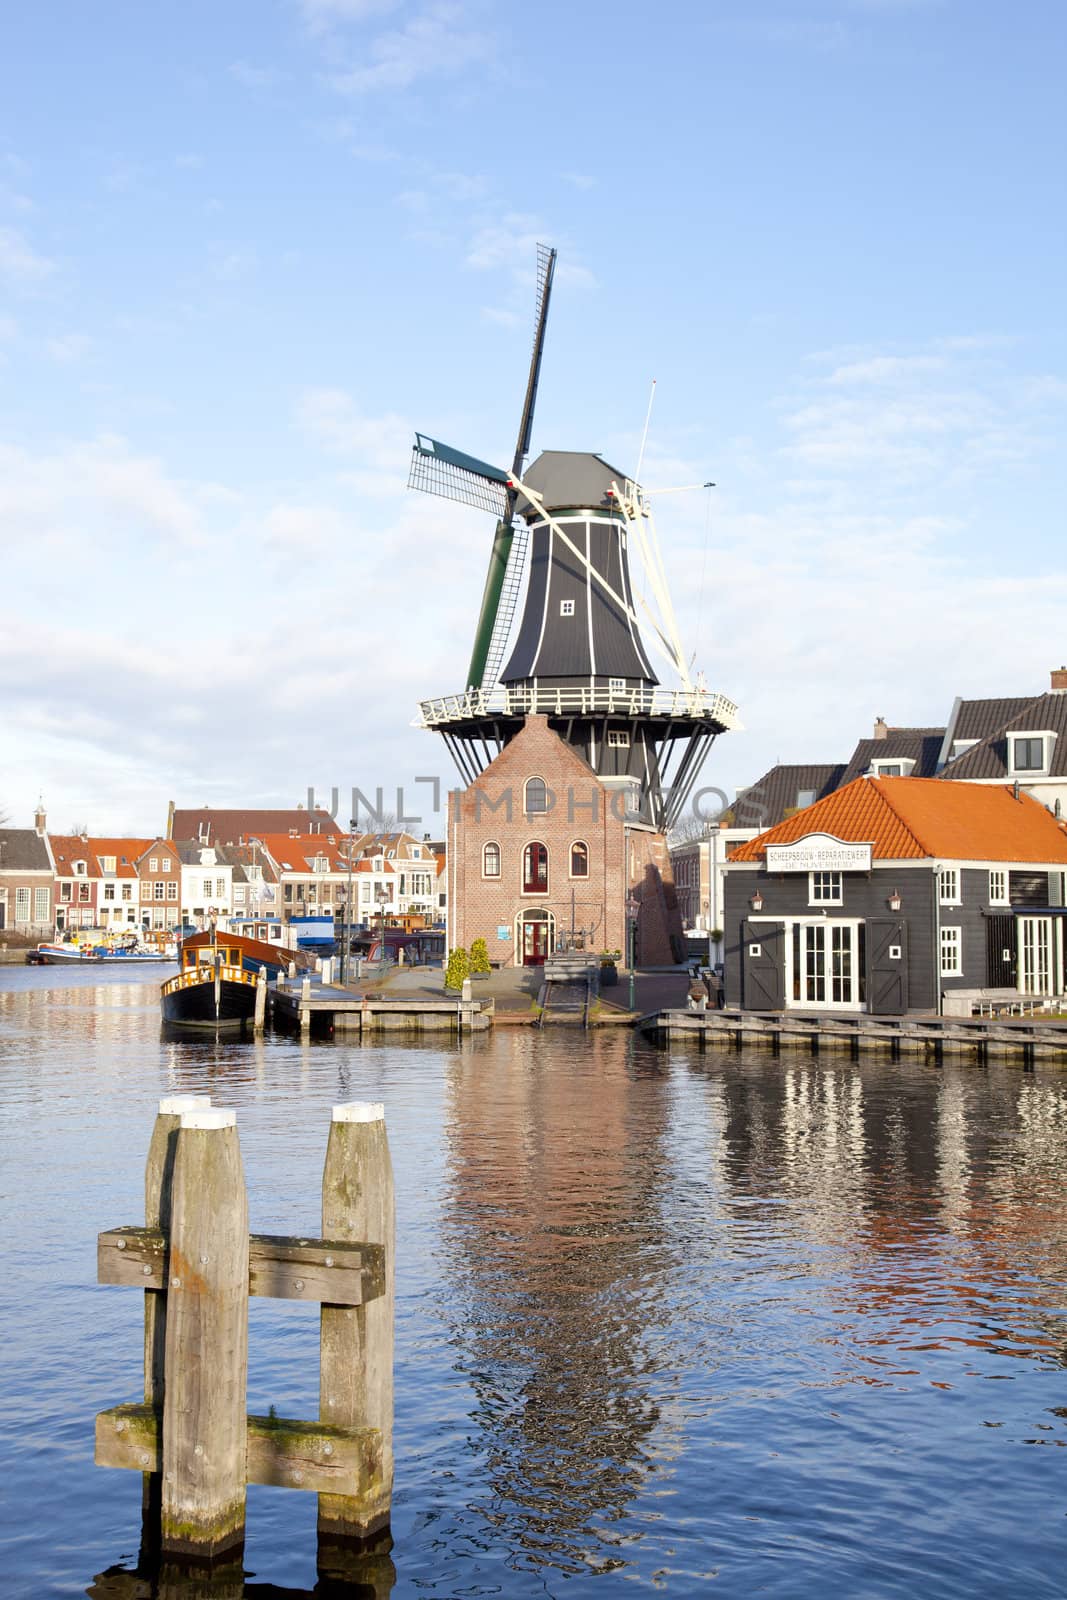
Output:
[2, 0, 1065, 835]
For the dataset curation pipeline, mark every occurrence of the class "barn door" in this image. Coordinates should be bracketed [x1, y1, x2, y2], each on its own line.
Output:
[744, 922, 784, 1010]
[866, 918, 908, 1014]
[985, 914, 1015, 987]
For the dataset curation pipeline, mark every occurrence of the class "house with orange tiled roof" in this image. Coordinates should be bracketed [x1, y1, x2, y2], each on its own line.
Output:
[723, 778, 1067, 1015]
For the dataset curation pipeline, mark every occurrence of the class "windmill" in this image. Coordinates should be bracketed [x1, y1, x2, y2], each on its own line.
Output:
[408, 247, 740, 832]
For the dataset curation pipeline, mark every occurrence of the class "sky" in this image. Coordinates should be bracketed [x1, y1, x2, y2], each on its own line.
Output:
[1, 0, 1065, 838]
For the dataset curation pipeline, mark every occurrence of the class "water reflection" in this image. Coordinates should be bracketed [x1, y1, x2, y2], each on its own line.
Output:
[438, 1031, 677, 1579]
[88, 1529, 395, 1598]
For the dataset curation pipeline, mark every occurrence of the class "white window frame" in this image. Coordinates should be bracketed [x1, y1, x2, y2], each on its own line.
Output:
[607, 730, 630, 749]
[940, 925, 962, 977]
[569, 840, 590, 879]
[524, 776, 549, 815]
[870, 758, 915, 778]
[608, 677, 625, 694]
[560, 599, 575, 616]
[808, 870, 843, 906]
[482, 842, 501, 879]
[938, 868, 960, 906]
[988, 870, 1009, 906]
[1007, 731, 1055, 777]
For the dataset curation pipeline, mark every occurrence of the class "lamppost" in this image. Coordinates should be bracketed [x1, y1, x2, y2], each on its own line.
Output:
[376, 883, 389, 964]
[337, 818, 357, 987]
[627, 893, 639, 1011]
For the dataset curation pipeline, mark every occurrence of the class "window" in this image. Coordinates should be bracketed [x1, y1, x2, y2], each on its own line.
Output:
[609, 677, 625, 694]
[61, 883, 72, 901]
[412, 847, 421, 859]
[809, 871, 842, 905]
[570, 841, 589, 878]
[1012, 736, 1045, 772]
[314, 855, 328, 872]
[154, 881, 165, 901]
[607, 730, 630, 748]
[103, 883, 116, 901]
[560, 599, 575, 616]
[938, 868, 960, 905]
[78, 883, 90, 903]
[523, 842, 548, 894]
[34, 889, 49, 922]
[99, 856, 116, 874]
[483, 842, 501, 878]
[796, 789, 816, 808]
[940, 926, 962, 976]
[989, 870, 1008, 905]
[362, 883, 372, 903]
[121, 884, 131, 902]
[73, 860, 86, 877]
[166, 882, 178, 901]
[875, 763, 902, 777]
[149, 858, 158, 873]
[524, 777, 549, 815]
[15, 888, 30, 921]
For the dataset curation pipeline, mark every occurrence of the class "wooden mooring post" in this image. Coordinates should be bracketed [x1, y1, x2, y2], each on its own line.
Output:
[96, 1097, 394, 1565]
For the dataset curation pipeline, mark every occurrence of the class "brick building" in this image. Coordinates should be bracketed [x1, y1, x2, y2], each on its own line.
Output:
[0, 809, 54, 938]
[448, 715, 682, 967]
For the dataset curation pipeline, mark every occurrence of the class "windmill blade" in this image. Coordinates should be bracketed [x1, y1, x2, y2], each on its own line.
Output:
[512, 244, 557, 479]
[408, 433, 511, 519]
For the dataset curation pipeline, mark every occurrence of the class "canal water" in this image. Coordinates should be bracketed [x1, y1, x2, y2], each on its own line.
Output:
[1, 968, 1065, 1598]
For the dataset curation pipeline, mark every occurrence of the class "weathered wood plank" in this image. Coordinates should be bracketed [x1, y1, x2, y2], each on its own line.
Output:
[319, 1101, 395, 1542]
[161, 1109, 249, 1560]
[99, 1228, 384, 1307]
[96, 1404, 381, 1496]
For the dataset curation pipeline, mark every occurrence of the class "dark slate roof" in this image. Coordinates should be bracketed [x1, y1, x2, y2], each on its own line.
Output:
[725, 764, 846, 830]
[940, 693, 1067, 780]
[515, 451, 628, 517]
[952, 697, 1035, 743]
[0, 829, 51, 870]
[839, 728, 944, 786]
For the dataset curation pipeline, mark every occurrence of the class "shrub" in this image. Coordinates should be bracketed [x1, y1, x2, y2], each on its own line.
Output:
[469, 937, 491, 975]
[444, 946, 469, 991]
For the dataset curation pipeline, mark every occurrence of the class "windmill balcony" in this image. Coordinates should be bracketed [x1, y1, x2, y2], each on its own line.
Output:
[415, 683, 741, 731]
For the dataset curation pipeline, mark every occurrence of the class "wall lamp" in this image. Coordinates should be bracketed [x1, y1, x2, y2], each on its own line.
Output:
[887, 889, 902, 913]
[750, 888, 764, 912]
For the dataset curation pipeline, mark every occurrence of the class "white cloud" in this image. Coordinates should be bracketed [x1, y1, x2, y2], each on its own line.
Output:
[299, 0, 401, 32]
[228, 60, 281, 89]
[45, 332, 92, 364]
[295, 387, 412, 470]
[329, 3, 494, 93]
[0, 225, 54, 282]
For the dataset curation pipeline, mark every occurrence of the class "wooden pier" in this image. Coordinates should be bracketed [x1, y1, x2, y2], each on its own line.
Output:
[96, 1095, 395, 1565]
[271, 976, 491, 1035]
[642, 1007, 1067, 1063]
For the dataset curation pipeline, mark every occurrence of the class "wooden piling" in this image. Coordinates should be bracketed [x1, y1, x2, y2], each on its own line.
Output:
[142, 1095, 211, 1522]
[318, 1101, 395, 1543]
[161, 1109, 249, 1560]
[253, 970, 267, 1034]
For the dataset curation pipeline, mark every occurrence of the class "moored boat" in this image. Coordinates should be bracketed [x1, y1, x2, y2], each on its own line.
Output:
[160, 931, 312, 1029]
[28, 936, 177, 964]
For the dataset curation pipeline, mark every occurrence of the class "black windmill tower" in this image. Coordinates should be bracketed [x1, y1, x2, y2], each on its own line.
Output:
[409, 246, 739, 831]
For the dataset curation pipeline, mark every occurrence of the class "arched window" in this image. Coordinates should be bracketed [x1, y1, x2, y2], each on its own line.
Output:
[483, 842, 501, 878]
[523, 842, 548, 894]
[524, 777, 548, 815]
[570, 841, 589, 878]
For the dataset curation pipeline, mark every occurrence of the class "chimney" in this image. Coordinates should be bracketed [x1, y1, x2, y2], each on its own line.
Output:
[1050, 665, 1067, 693]
[873, 717, 889, 740]
[34, 798, 46, 836]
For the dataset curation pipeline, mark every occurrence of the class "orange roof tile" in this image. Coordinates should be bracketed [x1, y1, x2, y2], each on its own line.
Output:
[729, 777, 1067, 865]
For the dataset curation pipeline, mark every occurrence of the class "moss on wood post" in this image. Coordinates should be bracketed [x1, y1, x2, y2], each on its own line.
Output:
[142, 1095, 210, 1522]
[318, 1102, 395, 1544]
[161, 1109, 249, 1560]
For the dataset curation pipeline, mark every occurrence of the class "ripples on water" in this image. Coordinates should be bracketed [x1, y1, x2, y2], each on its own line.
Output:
[0, 967, 1065, 1598]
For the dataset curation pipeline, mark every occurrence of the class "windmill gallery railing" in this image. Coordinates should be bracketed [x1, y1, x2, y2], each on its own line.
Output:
[416, 683, 742, 731]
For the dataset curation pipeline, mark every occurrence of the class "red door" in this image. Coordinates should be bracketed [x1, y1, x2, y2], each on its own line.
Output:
[523, 919, 548, 966]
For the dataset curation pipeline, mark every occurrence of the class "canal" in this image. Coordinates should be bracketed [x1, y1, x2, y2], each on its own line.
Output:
[1, 967, 1065, 1597]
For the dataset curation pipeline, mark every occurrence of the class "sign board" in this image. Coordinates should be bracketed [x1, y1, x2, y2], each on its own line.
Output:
[765, 833, 873, 874]
[497, 925, 510, 942]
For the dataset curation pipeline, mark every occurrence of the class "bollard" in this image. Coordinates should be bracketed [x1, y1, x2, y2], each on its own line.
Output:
[322, 956, 333, 986]
[319, 1102, 395, 1542]
[142, 1096, 211, 1522]
[288, 961, 296, 980]
[161, 1109, 249, 1560]
[254, 968, 267, 1033]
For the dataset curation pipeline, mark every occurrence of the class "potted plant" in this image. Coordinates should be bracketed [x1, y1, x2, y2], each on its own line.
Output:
[599, 948, 620, 986]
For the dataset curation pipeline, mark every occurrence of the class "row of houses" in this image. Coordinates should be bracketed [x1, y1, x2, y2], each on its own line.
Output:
[669, 668, 1067, 1011]
[0, 803, 446, 940]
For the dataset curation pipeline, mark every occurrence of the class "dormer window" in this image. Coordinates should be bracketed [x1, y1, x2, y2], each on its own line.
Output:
[1010, 734, 1053, 774]
[99, 856, 116, 874]
[314, 855, 329, 872]
[870, 758, 915, 778]
[73, 860, 87, 877]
